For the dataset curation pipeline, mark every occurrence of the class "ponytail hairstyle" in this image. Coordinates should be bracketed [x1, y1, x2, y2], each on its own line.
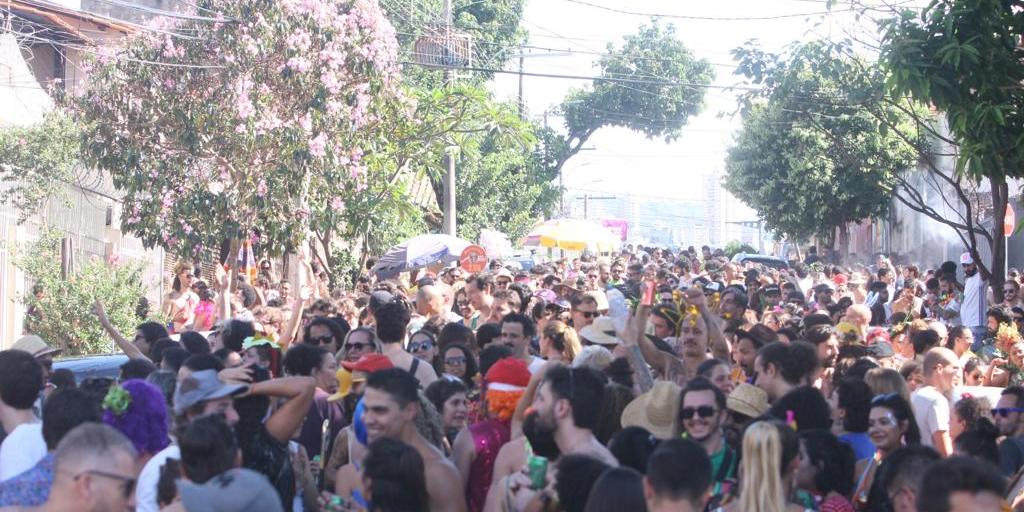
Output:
[737, 420, 800, 512]
[543, 320, 582, 362]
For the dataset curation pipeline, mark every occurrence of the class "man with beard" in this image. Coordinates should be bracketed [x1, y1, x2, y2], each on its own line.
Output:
[528, 366, 617, 466]
[718, 287, 747, 323]
[500, 313, 545, 373]
[960, 252, 987, 351]
[358, 368, 466, 512]
[805, 325, 840, 396]
[677, 378, 735, 504]
[732, 325, 778, 381]
[811, 283, 836, 311]
[627, 292, 730, 386]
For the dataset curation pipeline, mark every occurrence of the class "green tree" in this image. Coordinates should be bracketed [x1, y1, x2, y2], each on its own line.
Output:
[726, 41, 923, 249]
[880, 0, 1024, 299]
[12, 229, 153, 355]
[546, 20, 714, 178]
[382, 0, 526, 86]
[0, 112, 80, 222]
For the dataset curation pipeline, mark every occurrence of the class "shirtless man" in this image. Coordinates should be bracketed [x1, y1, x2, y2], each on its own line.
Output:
[348, 368, 465, 512]
[626, 290, 730, 386]
[374, 302, 438, 386]
[483, 366, 617, 512]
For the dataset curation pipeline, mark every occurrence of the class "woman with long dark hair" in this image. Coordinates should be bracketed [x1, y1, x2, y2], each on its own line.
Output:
[362, 438, 429, 512]
[852, 393, 921, 509]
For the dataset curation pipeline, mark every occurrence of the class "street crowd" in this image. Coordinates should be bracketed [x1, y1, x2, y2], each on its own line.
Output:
[4, 244, 1024, 512]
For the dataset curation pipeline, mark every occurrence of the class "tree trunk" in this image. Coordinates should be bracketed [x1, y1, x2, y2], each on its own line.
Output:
[989, 176, 1008, 304]
[836, 223, 850, 265]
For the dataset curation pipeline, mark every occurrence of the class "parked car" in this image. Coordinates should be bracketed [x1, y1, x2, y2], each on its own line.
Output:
[54, 354, 128, 383]
[731, 253, 791, 271]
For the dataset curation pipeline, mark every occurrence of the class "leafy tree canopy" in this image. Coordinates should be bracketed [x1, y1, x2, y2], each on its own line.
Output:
[725, 41, 924, 241]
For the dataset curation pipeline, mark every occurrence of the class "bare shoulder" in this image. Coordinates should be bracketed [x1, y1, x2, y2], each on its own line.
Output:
[491, 436, 527, 486]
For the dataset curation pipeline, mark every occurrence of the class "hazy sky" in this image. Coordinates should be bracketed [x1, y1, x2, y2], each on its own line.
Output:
[487, 0, 911, 209]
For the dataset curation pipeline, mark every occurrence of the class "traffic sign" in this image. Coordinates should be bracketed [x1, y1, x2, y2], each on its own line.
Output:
[460, 245, 488, 272]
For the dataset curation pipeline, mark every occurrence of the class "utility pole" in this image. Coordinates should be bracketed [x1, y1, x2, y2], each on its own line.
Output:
[579, 194, 615, 220]
[441, 0, 457, 236]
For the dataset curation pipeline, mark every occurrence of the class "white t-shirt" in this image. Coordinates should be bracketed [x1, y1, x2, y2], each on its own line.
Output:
[0, 422, 46, 481]
[911, 386, 951, 448]
[528, 356, 546, 374]
[135, 444, 180, 512]
[961, 273, 986, 328]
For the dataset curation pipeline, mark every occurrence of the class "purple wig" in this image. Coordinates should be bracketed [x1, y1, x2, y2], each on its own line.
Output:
[102, 379, 170, 455]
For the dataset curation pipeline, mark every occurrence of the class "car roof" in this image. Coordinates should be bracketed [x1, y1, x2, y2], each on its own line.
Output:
[54, 354, 129, 383]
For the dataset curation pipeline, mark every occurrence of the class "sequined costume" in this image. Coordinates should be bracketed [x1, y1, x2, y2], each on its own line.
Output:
[465, 419, 510, 512]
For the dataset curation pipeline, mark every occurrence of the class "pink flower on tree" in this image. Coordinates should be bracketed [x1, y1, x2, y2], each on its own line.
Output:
[309, 132, 328, 157]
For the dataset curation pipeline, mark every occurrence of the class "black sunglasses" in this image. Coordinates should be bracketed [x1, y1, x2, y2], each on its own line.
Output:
[345, 342, 371, 352]
[992, 408, 1024, 418]
[77, 470, 136, 498]
[309, 335, 334, 346]
[680, 406, 717, 420]
[576, 311, 599, 319]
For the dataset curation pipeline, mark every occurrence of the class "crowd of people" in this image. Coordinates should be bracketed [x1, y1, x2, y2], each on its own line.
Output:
[7, 243, 1024, 511]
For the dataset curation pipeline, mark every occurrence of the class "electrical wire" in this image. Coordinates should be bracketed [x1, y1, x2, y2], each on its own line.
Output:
[558, 0, 856, 21]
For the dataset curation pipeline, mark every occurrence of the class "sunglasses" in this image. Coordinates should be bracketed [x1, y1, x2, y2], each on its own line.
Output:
[345, 342, 371, 352]
[445, 356, 466, 366]
[680, 405, 717, 420]
[992, 408, 1024, 418]
[575, 311, 599, 319]
[77, 470, 136, 498]
[408, 341, 434, 353]
[309, 335, 334, 346]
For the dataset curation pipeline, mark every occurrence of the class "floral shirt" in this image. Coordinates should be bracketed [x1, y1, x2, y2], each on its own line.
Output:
[0, 453, 54, 507]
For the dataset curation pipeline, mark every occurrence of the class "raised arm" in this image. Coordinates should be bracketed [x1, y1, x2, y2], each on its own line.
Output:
[686, 289, 730, 362]
[215, 264, 232, 322]
[92, 300, 149, 362]
[247, 376, 316, 444]
[619, 303, 657, 393]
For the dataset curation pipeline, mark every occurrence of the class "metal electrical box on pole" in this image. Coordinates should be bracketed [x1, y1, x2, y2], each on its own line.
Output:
[413, 0, 471, 237]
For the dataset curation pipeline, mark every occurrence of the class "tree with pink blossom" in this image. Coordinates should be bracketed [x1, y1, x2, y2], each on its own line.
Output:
[74, 0, 414, 262]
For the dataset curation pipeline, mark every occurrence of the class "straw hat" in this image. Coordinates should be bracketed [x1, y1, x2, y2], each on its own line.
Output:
[620, 380, 682, 440]
[11, 335, 61, 358]
[727, 383, 769, 419]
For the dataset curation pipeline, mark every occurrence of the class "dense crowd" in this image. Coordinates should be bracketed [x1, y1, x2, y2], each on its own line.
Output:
[5, 244, 1024, 511]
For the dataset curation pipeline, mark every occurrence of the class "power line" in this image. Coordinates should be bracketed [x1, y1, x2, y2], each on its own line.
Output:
[558, 0, 856, 21]
[399, 59, 752, 90]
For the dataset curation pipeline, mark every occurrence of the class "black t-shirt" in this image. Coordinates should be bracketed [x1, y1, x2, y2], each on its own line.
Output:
[239, 425, 295, 512]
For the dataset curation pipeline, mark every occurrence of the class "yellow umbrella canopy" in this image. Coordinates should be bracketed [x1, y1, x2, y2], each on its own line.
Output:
[522, 219, 620, 252]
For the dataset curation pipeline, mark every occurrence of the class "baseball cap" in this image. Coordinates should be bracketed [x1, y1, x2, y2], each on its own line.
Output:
[340, 354, 394, 373]
[179, 468, 284, 512]
[761, 284, 781, 296]
[960, 252, 974, 265]
[173, 370, 248, 416]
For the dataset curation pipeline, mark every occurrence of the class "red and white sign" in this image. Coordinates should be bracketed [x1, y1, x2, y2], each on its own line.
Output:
[460, 245, 488, 273]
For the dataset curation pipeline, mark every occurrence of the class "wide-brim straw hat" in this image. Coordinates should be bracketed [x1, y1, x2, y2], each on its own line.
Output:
[620, 380, 682, 440]
[727, 383, 769, 419]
